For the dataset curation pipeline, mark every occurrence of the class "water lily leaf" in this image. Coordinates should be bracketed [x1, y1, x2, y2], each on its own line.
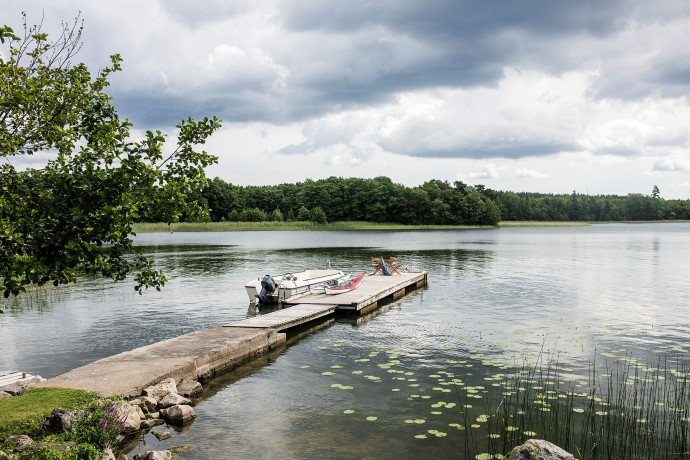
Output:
[343, 409, 355, 414]
[366, 416, 378, 421]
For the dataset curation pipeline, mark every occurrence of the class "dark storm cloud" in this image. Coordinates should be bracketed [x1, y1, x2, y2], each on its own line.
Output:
[91, 0, 690, 129]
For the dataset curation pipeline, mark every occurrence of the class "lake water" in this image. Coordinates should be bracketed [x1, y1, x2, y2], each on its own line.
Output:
[1, 223, 689, 459]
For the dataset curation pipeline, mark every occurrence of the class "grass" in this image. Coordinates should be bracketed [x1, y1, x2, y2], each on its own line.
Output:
[132, 221, 496, 232]
[0, 387, 100, 438]
[497, 221, 591, 227]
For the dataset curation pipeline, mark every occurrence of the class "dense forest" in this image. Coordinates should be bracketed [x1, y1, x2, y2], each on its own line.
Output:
[160, 176, 690, 225]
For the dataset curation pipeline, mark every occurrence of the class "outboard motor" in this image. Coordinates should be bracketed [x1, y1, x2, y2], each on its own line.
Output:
[256, 275, 276, 306]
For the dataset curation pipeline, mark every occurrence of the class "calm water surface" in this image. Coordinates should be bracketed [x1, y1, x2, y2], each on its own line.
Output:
[2, 223, 689, 459]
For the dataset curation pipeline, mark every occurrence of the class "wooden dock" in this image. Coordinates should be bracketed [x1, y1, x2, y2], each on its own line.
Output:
[227, 272, 427, 332]
[0, 370, 31, 389]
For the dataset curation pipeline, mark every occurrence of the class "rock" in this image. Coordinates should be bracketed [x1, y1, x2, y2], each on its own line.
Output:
[105, 401, 141, 433]
[0, 450, 8, 459]
[153, 431, 173, 441]
[133, 450, 172, 460]
[102, 448, 117, 460]
[4, 435, 33, 453]
[0, 391, 10, 399]
[117, 454, 129, 460]
[146, 412, 161, 420]
[140, 396, 158, 411]
[142, 378, 177, 402]
[177, 379, 202, 397]
[504, 439, 575, 460]
[160, 405, 196, 423]
[140, 418, 164, 429]
[158, 393, 191, 409]
[39, 408, 73, 436]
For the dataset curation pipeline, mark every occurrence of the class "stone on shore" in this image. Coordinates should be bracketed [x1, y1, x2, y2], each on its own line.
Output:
[142, 378, 177, 402]
[39, 408, 72, 436]
[105, 401, 141, 433]
[504, 439, 575, 460]
[177, 379, 202, 397]
[158, 393, 191, 408]
[160, 405, 196, 423]
[134, 450, 172, 460]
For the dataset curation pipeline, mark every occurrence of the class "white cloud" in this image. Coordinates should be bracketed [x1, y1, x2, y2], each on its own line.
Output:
[652, 158, 690, 172]
[459, 164, 499, 180]
[515, 168, 549, 179]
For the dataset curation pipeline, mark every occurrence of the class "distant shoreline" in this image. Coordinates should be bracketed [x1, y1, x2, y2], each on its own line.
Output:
[132, 221, 589, 232]
[131, 220, 690, 232]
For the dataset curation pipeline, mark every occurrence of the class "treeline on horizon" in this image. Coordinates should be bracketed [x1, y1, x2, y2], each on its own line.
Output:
[148, 176, 690, 225]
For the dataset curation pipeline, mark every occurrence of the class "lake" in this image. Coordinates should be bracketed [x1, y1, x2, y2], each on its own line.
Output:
[2, 223, 689, 459]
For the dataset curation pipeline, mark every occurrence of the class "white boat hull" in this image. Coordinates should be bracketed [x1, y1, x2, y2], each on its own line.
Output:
[245, 269, 345, 303]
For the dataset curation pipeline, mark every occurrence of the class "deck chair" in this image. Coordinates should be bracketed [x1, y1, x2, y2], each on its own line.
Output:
[388, 256, 402, 275]
[370, 257, 382, 275]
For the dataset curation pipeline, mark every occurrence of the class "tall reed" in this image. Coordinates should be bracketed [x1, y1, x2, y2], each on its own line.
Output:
[455, 352, 689, 459]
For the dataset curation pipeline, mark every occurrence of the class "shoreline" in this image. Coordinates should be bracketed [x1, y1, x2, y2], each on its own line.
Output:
[132, 220, 689, 232]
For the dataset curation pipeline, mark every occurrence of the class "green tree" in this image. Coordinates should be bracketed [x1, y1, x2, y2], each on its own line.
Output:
[311, 206, 328, 224]
[270, 207, 284, 222]
[296, 206, 311, 221]
[0, 16, 221, 297]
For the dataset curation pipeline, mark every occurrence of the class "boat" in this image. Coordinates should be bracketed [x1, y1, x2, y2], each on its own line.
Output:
[324, 272, 367, 295]
[245, 269, 346, 304]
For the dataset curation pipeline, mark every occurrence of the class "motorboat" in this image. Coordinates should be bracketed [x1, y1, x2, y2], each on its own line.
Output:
[245, 269, 345, 305]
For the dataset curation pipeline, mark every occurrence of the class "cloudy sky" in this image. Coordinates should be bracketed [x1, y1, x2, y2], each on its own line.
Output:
[3, 1, 690, 198]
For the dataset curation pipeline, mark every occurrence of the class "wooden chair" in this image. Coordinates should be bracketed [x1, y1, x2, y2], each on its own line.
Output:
[388, 256, 402, 275]
[370, 257, 382, 275]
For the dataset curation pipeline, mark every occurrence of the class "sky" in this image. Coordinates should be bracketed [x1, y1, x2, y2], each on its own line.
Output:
[3, 1, 690, 198]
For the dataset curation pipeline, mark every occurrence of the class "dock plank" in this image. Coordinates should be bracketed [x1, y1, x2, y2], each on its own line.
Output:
[225, 304, 337, 331]
[0, 371, 28, 388]
[285, 272, 427, 310]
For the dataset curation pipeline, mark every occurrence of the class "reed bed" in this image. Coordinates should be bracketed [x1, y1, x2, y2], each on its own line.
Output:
[454, 353, 689, 459]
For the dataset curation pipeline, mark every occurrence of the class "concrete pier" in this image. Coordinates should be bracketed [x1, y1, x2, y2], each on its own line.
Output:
[40, 327, 285, 398]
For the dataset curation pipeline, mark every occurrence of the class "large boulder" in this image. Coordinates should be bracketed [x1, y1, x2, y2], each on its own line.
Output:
[142, 378, 177, 402]
[504, 439, 575, 460]
[39, 408, 73, 436]
[4, 435, 33, 453]
[160, 405, 196, 423]
[133, 450, 172, 460]
[158, 393, 191, 409]
[105, 401, 141, 433]
[177, 379, 202, 397]
[130, 396, 158, 412]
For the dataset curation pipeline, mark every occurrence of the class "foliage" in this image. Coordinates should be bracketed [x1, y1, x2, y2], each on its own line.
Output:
[196, 176, 502, 226]
[0, 388, 126, 459]
[493, 190, 688, 222]
[0, 14, 221, 297]
[70, 401, 125, 451]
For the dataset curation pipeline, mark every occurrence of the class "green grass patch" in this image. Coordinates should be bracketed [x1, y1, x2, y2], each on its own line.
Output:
[0, 387, 100, 438]
[133, 221, 496, 232]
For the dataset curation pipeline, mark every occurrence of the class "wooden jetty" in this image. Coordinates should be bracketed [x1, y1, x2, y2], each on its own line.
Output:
[0, 370, 32, 389]
[228, 271, 427, 331]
